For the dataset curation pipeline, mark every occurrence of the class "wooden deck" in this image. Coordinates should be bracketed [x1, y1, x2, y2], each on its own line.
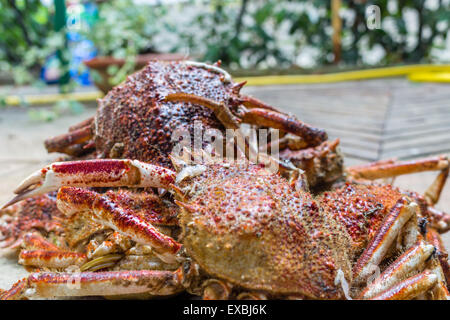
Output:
[243, 79, 450, 163]
[0, 78, 449, 290]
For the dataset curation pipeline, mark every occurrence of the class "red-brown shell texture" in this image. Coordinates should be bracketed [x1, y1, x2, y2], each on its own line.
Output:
[0, 193, 64, 248]
[94, 61, 239, 168]
[318, 183, 404, 252]
[178, 161, 353, 299]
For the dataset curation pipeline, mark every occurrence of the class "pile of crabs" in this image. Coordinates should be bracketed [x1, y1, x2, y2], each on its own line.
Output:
[0, 60, 449, 300]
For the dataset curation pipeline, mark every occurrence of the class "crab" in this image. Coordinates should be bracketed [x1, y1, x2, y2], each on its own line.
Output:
[0, 149, 449, 300]
[0, 60, 335, 250]
[0, 60, 449, 300]
[43, 60, 328, 168]
[0, 193, 66, 250]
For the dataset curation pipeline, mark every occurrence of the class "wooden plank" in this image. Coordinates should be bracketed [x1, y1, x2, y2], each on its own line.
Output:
[383, 134, 450, 152]
[381, 143, 450, 159]
[326, 128, 382, 143]
[385, 119, 450, 135]
[383, 126, 450, 142]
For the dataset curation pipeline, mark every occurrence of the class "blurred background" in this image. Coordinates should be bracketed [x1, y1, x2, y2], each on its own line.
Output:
[1, 0, 450, 89]
[0, 0, 449, 288]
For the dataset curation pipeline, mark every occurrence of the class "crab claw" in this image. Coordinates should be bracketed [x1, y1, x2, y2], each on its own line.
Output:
[2, 159, 176, 209]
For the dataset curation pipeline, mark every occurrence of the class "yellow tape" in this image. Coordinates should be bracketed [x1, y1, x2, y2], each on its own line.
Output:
[234, 64, 450, 86]
[4, 91, 103, 106]
[408, 72, 450, 83]
[3, 64, 450, 106]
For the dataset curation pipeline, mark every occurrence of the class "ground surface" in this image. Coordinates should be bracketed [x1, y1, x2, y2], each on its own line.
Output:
[0, 78, 449, 291]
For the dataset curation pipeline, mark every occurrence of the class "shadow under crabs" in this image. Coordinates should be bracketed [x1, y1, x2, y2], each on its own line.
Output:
[1, 154, 449, 300]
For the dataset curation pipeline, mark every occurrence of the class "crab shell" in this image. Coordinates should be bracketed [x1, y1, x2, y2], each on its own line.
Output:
[177, 161, 353, 299]
[94, 61, 233, 167]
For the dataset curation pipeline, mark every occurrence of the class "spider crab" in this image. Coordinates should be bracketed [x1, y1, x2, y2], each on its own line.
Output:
[0, 60, 449, 300]
[0, 152, 449, 300]
[0, 60, 339, 249]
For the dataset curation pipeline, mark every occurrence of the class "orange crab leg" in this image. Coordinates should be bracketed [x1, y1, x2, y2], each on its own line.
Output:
[371, 270, 438, 300]
[240, 95, 281, 112]
[44, 125, 94, 156]
[426, 228, 450, 289]
[427, 207, 450, 233]
[1, 270, 182, 300]
[0, 279, 28, 300]
[164, 92, 327, 147]
[424, 165, 449, 205]
[68, 116, 94, 132]
[164, 92, 241, 129]
[19, 250, 88, 269]
[22, 233, 61, 251]
[57, 187, 181, 261]
[359, 240, 435, 299]
[347, 156, 449, 180]
[91, 192, 181, 258]
[353, 197, 417, 283]
[240, 108, 327, 147]
[347, 156, 449, 206]
[20, 233, 88, 269]
[370, 270, 438, 300]
[2, 159, 176, 209]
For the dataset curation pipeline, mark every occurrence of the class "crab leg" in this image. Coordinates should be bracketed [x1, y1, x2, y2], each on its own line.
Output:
[240, 95, 281, 112]
[2, 159, 176, 209]
[347, 156, 449, 205]
[427, 207, 450, 233]
[19, 233, 89, 268]
[426, 227, 450, 289]
[353, 198, 417, 283]
[431, 280, 450, 300]
[57, 187, 181, 261]
[0, 279, 28, 300]
[44, 125, 94, 156]
[164, 93, 327, 147]
[424, 165, 449, 205]
[359, 240, 435, 299]
[428, 264, 450, 300]
[240, 108, 327, 147]
[22, 233, 61, 251]
[0, 270, 182, 300]
[68, 116, 94, 132]
[369, 270, 438, 300]
[164, 93, 241, 129]
[19, 250, 88, 269]
[347, 156, 449, 180]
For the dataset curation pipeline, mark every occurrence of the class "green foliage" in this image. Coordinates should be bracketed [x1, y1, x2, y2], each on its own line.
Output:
[1, 0, 449, 85]
[0, 0, 68, 85]
[337, 0, 450, 65]
[174, 0, 449, 68]
[84, 0, 167, 86]
[86, 0, 160, 57]
[174, 0, 291, 69]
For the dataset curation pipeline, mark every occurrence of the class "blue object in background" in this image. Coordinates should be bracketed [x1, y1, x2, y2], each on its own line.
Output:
[41, 1, 98, 85]
[66, 1, 98, 85]
[67, 36, 97, 86]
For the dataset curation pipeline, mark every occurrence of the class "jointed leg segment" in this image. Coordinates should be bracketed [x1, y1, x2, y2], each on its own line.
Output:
[164, 92, 327, 147]
[1, 270, 182, 300]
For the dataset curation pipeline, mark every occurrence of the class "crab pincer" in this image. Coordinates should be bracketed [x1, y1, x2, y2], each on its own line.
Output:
[3, 159, 181, 259]
[3, 159, 176, 209]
